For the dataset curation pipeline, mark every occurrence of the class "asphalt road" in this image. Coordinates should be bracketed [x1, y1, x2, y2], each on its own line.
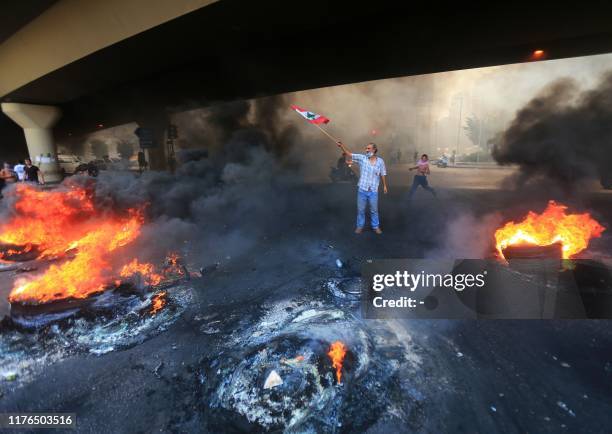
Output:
[1, 167, 612, 433]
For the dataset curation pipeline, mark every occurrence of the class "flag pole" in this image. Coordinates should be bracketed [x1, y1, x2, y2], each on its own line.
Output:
[313, 123, 339, 145]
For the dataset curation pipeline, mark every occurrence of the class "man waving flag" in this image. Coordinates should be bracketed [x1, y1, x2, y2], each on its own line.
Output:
[291, 105, 330, 125]
[291, 104, 387, 234]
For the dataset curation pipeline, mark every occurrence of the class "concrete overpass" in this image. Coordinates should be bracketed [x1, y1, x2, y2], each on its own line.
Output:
[3, 0, 612, 178]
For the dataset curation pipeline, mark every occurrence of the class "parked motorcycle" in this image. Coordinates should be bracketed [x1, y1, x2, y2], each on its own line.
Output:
[74, 162, 100, 177]
[330, 157, 358, 183]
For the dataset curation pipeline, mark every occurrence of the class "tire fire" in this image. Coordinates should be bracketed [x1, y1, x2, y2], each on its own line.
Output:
[150, 291, 168, 315]
[0, 184, 174, 306]
[120, 259, 164, 287]
[495, 201, 605, 260]
[327, 340, 347, 384]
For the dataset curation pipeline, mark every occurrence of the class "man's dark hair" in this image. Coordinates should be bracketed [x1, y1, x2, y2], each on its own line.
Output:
[18, 160, 24, 165]
[421, 154, 428, 159]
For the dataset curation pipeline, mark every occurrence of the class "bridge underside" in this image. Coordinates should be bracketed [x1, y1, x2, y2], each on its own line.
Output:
[3, 1, 612, 146]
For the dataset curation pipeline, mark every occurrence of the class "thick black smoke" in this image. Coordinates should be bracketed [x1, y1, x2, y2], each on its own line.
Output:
[493, 72, 612, 189]
[175, 95, 300, 162]
[87, 95, 309, 266]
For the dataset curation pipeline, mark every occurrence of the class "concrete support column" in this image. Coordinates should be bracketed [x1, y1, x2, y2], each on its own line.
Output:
[1, 102, 62, 182]
[134, 112, 169, 171]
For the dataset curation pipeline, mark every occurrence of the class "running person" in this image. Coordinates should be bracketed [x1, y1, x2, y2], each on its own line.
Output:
[407, 154, 436, 200]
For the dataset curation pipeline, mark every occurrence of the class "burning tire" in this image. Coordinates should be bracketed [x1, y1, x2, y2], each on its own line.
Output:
[209, 335, 352, 430]
[0, 282, 193, 384]
[502, 242, 563, 260]
[0, 243, 41, 262]
[203, 299, 422, 432]
[495, 201, 605, 260]
[8, 276, 189, 329]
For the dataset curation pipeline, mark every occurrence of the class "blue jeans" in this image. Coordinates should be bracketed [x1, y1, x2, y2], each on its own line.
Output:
[407, 175, 436, 199]
[357, 189, 379, 229]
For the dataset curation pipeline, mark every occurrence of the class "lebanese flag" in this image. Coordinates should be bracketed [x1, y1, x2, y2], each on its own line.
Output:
[291, 105, 330, 124]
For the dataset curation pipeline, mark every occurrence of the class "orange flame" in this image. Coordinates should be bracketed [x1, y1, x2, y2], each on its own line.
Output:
[0, 184, 95, 258]
[495, 201, 605, 259]
[327, 340, 347, 383]
[150, 291, 167, 315]
[9, 212, 143, 304]
[120, 259, 164, 286]
[164, 252, 185, 276]
[0, 184, 165, 305]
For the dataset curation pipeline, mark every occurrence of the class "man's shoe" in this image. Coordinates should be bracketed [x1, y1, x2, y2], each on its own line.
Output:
[355, 227, 363, 234]
[374, 228, 383, 234]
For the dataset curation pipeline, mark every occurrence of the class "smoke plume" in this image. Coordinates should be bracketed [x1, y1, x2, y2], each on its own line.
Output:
[493, 72, 612, 189]
[426, 210, 503, 259]
[84, 95, 307, 267]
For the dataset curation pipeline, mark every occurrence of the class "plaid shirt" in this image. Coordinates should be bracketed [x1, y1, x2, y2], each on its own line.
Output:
[352, 154, 387, 192]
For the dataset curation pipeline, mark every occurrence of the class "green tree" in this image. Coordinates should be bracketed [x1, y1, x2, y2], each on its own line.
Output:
[464, 115, 486, 149]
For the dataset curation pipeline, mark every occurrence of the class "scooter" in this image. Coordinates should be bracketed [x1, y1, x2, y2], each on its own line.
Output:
[436, 156, 449, 168]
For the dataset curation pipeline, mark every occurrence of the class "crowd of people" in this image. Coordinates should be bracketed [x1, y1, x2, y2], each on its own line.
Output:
[0, 158, 45, 193]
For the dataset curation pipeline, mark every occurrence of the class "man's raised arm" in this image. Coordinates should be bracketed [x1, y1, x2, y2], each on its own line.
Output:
[336, 140, 352, 157]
